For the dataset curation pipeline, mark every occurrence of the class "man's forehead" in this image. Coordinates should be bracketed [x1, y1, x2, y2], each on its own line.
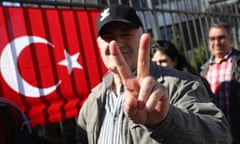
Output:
[209, 27, 228, 35]
[209, 26, 228, 32]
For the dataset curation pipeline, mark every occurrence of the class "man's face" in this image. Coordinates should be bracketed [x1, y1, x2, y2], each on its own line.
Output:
[208, 26, 233, 61]
[97, 22, 142, 72]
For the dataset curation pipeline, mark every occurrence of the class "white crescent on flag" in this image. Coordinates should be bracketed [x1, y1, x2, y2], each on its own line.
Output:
[0, 36, 61, 98]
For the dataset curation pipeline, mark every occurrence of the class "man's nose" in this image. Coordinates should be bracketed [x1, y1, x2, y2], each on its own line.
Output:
[115, 38, 124, 47]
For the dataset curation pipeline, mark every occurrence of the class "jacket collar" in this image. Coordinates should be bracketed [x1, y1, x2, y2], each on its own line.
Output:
[209, 49, 233, 64]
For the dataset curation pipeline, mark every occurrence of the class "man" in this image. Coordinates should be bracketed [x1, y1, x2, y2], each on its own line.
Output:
[76, 4, 232, 144]
[201, 22, 240, 144]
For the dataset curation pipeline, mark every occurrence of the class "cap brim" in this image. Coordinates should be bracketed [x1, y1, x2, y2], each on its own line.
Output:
[98, 19, 139, 36]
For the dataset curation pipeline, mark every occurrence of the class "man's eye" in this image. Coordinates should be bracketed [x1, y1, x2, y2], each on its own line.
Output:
[209, 35, 226, 41]
[101, 35, 112, 41]
[121, 33, 131, 37]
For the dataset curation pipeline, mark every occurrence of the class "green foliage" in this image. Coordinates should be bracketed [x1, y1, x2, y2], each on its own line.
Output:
[190, 39, 208, 72]
[171, 28, 208, 73]
[171, 32, 184, 54]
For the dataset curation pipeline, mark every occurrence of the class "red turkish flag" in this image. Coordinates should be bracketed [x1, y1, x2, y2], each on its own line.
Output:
[0, 6, 107, 125]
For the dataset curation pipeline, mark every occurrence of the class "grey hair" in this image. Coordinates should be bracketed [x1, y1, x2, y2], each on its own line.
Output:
[209, 21, 232, 35]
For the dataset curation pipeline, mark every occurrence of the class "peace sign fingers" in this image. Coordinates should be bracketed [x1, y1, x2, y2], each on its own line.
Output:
[137, 33, 151, 80]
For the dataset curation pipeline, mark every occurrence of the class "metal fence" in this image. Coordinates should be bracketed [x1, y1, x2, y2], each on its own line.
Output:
[3, 0, 240, 72]
[1, 0, 240, 143]
[133, 0, 240, 72]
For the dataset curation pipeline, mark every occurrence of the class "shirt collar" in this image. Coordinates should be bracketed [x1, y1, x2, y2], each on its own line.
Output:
[209, 49, 233, 64]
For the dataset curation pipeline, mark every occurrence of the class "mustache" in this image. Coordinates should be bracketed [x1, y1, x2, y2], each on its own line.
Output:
[105, 45, 131, 55]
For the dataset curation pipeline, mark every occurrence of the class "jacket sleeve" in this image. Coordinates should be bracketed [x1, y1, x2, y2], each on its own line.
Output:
[76, 96, 89, 144]
[150, 74, 232, 144]
[76, 83, 105, 144]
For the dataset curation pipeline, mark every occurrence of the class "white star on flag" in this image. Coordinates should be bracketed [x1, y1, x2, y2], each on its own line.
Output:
[58, 50, 83, 74]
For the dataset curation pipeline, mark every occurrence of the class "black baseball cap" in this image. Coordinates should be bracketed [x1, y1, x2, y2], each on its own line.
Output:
[97, 4, 143, 36]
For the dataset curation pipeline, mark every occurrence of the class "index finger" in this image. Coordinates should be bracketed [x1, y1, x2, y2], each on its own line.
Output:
[109, 40, 133, 82]
[137, 33, 151, 80]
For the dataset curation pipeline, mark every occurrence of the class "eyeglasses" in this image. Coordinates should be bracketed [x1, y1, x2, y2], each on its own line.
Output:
[208, 35, 226, 41]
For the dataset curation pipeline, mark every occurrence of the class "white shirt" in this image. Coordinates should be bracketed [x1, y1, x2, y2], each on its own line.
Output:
[98, 85, 124, 144]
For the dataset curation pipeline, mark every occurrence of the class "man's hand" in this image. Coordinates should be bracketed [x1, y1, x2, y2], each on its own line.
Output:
[110, 33, 169, 126]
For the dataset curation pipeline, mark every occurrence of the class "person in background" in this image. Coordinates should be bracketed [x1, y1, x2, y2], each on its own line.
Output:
[200, 21, 240, 144]
[76, 4, 232, 144]
[151, 40, 196, 74]
[151, 40, 215, 101]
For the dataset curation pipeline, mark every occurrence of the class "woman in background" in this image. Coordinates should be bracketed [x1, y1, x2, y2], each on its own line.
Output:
[151, 40, 215, 102]
[151, 40, 196, 74]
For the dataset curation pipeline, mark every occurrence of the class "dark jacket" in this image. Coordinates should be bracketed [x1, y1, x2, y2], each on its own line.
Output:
[200, 48, 240, 144]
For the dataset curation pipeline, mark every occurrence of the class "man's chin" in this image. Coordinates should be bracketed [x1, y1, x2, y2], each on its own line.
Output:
[215, 51, 226, 56]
